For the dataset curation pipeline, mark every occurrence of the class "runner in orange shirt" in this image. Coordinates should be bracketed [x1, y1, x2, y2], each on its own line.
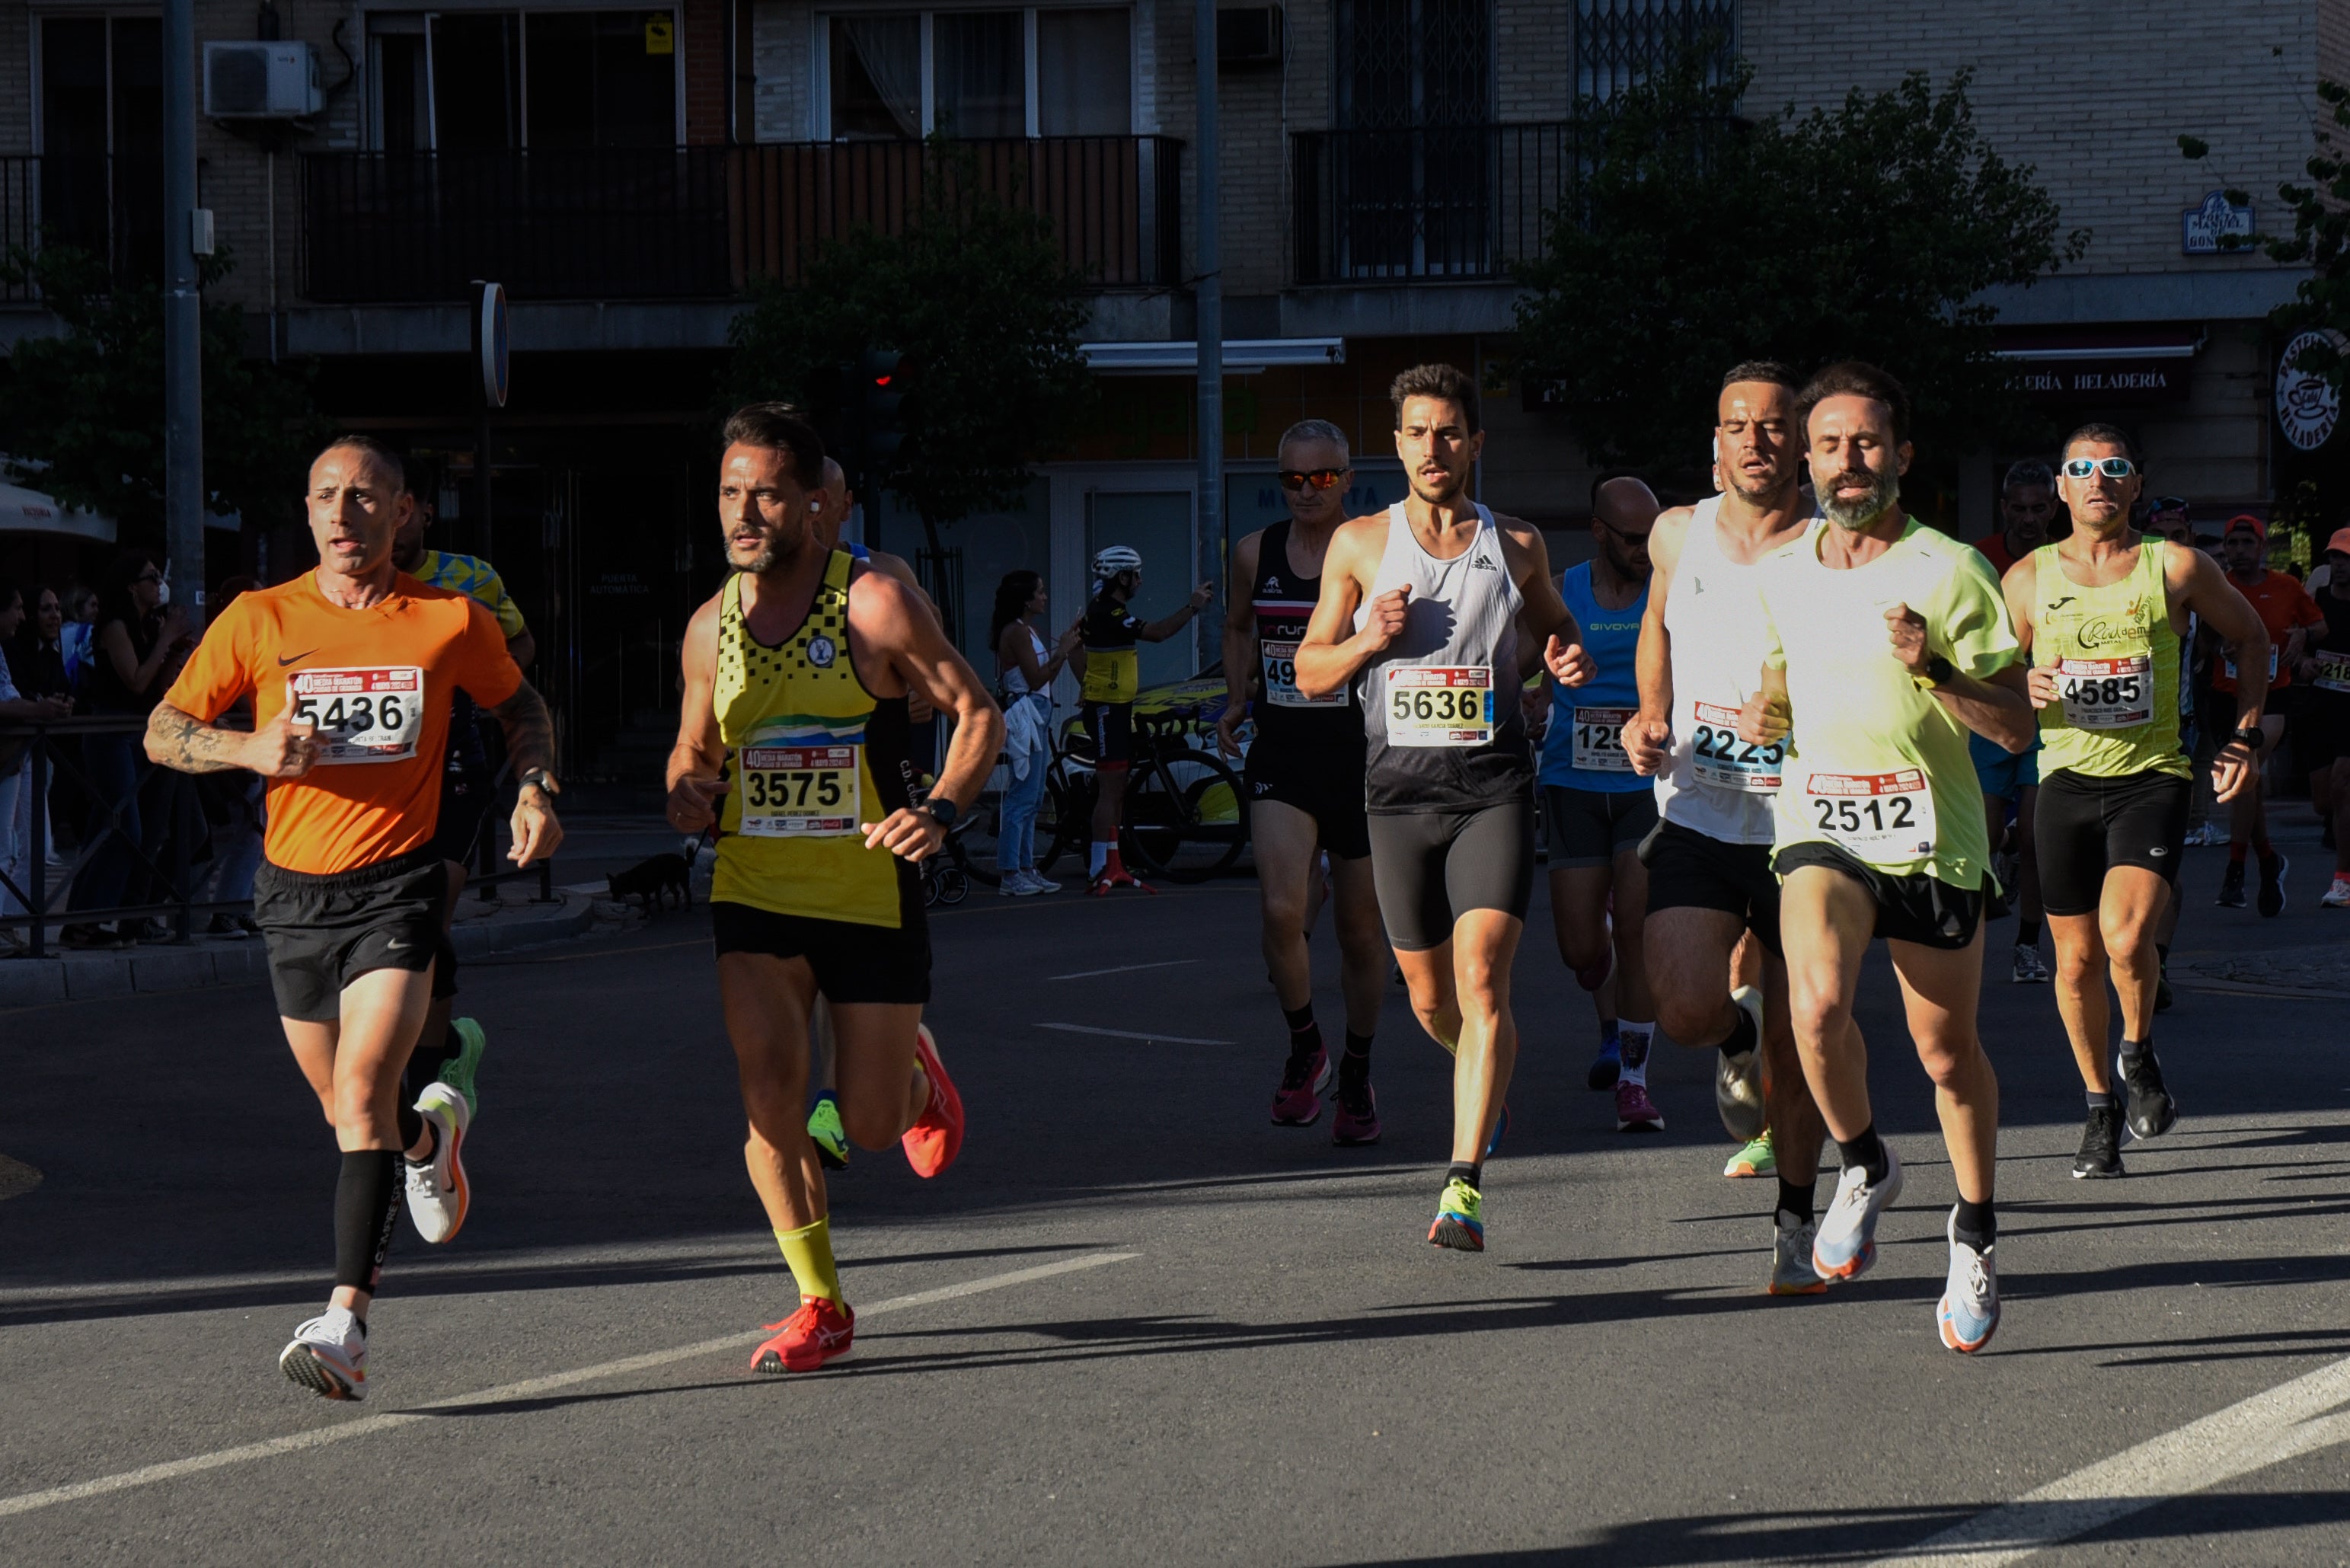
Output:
[2212, 515, 2321, 913]
[146, 435, 562, 1402]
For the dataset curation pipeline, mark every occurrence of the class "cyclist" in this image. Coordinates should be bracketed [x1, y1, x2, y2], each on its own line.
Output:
[1218, 419, 1386, 1143]
[1078, 546, 1212, 894]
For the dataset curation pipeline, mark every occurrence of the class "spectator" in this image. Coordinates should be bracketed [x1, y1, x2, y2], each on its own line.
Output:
[990, 569, 1081, 894]
[193, 575, 265, 937]
[8, 585, 74, 863]
[0, 583, 75, 952]
[60, 552, 193, 948]
[57, 583, 96, 695]
[2213, 515, 2326, 914]
[1978, 458, 2060, 574]
[2304, 528, 2350, 903]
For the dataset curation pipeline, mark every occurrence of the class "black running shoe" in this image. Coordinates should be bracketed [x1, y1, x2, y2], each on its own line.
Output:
[2120, 1050, 2179, 1141]
[2217, 863, 2246, 908]
[2071, 1105, 2125, 1179]
[2257, 851, 2288, 918]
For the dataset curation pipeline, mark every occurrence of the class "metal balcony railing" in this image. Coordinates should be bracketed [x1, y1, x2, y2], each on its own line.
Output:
[0, 153, 166, 301]
[1292, 122, 1597, 286]
[300, 136, 1184, 304]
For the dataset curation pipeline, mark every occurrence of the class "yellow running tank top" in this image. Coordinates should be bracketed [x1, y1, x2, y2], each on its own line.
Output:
[711, 551, 915, 928]
[2032, 537, 2189, 781]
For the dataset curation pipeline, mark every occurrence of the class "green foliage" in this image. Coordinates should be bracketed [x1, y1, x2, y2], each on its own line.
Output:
[724, 143, 1094, 540]
[1513, 59, 2085, 484]
[0, 244, 327, 543]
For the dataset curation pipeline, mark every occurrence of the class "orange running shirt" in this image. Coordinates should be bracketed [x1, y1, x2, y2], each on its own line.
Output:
[164, 572, 523, 874]
[2213, 569, 2327, 693]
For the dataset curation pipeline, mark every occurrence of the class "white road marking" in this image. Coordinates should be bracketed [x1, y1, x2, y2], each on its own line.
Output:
[1869, 1350, 2350, 1567]
[1049, 960, 1199, 981]
[0, 1250, 1136, 1521]
[1037, 1022, 1235, 1046]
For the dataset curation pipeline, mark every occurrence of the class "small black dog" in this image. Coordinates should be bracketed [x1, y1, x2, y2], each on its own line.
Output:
[608, 852, 692, 915]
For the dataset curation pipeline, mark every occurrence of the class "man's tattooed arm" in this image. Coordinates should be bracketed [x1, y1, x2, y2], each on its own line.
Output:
[489, 682, 557, 779]
[145, 704, 255, 774]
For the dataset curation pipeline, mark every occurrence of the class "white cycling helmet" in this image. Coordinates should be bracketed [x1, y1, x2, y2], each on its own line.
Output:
[1091, 545, 1142, 578]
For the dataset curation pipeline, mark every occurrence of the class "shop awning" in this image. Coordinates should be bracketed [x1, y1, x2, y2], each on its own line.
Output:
[1081, 338, 1348, 375]
[0, 474, 116, 544]
[1992, 325, 2206, 362]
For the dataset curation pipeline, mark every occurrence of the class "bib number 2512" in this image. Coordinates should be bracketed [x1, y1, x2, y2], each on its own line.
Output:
[1804, 768, 1937, 858]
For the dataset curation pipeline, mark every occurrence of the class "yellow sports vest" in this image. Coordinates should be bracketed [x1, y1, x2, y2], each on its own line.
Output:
[2032, 537, 2189, 781]
[711, 552, 912, 928]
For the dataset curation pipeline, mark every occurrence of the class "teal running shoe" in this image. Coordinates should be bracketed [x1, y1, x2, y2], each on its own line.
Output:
[807, 1091, 851, 1171]
[1427, 1177, 1484, 1252]
[438, 1018, 488, 1119]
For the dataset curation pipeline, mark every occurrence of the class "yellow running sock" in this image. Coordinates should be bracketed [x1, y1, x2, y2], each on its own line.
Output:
[774, 1218, 843, 1302]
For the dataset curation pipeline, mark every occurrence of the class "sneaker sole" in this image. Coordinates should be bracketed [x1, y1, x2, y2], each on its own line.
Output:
[279, 1345, 362, 1401]
[2126, 1102, 2179, 1142]
[1767, 1276, 1829, 1297]
[1812, 1241, 1876, 1282]
[2070, 1161, 2125, 1180]
[1725, 1157, 1777, 1178]
[1939, 1301, 1998, 1354]
[1331, 1124, 1382, 1147]
[1427, 1218, 1483, 1252]
[752, 1342, 854, 1375]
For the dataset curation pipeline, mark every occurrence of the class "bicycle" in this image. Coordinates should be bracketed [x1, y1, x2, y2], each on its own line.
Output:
[1028, 707, 1249, 883]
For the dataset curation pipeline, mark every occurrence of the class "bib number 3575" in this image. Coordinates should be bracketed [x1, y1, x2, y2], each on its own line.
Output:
[286, 666, 426, 764]
[1384, 666, 1493, 747]
[739, 745, 862, 837]
[1805, 768, 1937, 858]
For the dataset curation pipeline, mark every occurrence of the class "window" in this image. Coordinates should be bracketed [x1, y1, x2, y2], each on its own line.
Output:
[37, 15, 163, 282]
[1576, 0, 1735, 102]
[1334, 0, 1490, 129]
[822, 8, 1132, 140]
[366, 10, 680, 151]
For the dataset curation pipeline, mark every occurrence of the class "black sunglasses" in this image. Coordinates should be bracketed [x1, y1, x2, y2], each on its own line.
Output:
[1279, 468, 1349, 493]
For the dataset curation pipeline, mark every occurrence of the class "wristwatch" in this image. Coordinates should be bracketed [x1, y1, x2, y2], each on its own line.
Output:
[924, 796, 959, 829]
[518, 767, 557, 794]
[1917, 653, 1955, 687]
[2230, 726, 2265, 752]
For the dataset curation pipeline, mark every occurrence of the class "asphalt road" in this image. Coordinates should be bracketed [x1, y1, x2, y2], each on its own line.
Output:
[2, 819, 2346, 1566]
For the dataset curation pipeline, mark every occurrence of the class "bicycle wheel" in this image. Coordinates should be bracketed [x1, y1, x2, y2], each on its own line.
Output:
[1035, 769, 1091, 875]
[937, 865, 969, 905]
[954, 829, 1001, 890]
[1126, 748, 1248, 883]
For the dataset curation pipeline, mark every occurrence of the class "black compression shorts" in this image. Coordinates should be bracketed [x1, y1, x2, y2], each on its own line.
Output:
[254, 847, 450, 1024]
[1774, 841, 1983, 951]
[711, 897, 931, 1004]
[1541, 785, 1657, 869]
[1244, 739, 1371, 860]
[1081, 702, 1133, 771]
[2033, 767, 2191, 916]
[1366, 798, 1534, 951]
[1640, 818, 1781, 954]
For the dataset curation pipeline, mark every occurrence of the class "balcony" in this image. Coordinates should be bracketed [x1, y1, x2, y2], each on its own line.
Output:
[0, 154, 165, 302]
[1292, 123, 1594, 286]
[301, 137, 1183, 305]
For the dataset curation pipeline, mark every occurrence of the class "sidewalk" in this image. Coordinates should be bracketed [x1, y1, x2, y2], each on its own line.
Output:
[0, 878, 599, 1009]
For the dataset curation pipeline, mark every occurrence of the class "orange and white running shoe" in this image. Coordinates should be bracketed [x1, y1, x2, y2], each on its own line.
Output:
[902, 1024, 966, 1178]
[279, 1309, 368, 1400]
[405, 1081, 471, 1244]
[750, 1295, 856, 1374]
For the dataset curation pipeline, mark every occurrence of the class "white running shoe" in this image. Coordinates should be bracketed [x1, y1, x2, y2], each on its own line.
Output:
[1937, 1208, 2000, 1353]
[1769, 1213, 1827, 1295]
[279, 1308, 367, 1400]
[2322, 877, 2350, 909]
[1812, 1146, 1904, 1282]
[1716, 985, 1767, 1142]
[405, 1081, 471, 1244]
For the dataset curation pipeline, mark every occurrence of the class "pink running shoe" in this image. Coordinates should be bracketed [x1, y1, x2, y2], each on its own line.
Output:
[902, 1024, 964, 1177]
[1330, 1074, 1381, 1145]
[1615, 1079, 1664, 1133]
[1270, 1043, 1330, 1126]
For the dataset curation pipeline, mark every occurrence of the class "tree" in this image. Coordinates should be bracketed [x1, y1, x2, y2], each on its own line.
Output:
[1513, 60, 2085, 487]
[724, 144, 1095, 571]
[0, 244, 327, 546]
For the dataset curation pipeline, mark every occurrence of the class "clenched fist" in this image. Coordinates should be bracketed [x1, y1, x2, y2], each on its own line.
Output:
[246, 711, 321, 778]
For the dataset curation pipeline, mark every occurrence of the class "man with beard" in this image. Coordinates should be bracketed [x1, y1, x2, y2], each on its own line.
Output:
[2005, 426, 2269, 1177]
[1296, 363, 1594, 1253]
[1541, 474, 1665, 1132]
[1737, 362, 2035, 1352]
[1218, 419, 1387, 1144]
[1625, 362, 1836, 1295]
[666, 404, 999, 1373]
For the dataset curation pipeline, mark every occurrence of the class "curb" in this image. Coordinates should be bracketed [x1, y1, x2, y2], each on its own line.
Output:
[0, 893, 598, 1009]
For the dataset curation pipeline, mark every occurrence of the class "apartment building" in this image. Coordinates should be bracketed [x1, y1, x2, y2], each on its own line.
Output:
[0, 0, 2334, 768]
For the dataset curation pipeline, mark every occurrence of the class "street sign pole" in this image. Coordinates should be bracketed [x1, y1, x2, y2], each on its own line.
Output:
[161, 0, 205, 627]
[471, 280, 509, 558]
[1194, 0, 1223, 614]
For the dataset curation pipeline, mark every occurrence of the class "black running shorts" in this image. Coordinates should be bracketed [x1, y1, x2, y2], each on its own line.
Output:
[253, 847, 449, 1024]
[1245, 739, 1371, 860]
[711, 896, 931, 1004]
[2034, 767, 2191, 916]
[1081, 701, 1133, 771]
[1774, 841, 1983, 951]
[1541, 784, 1658, 869]
[1365, 798, 1535, 951]
[1640, 818, 1782, 954]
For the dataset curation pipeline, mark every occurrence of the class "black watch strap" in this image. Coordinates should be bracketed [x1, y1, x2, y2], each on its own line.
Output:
[925, 796, 959, 829]
[2230, 725, 2265, 751]
[1924, 653, 1955, 685]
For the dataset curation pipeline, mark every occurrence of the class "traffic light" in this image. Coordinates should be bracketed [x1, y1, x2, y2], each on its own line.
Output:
[860, 348, 910, 466]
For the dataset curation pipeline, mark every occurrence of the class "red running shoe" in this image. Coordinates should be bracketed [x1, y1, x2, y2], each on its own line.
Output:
[902, 1024, 965, 1177]
[1331, 1074, 1381, 1146]
[1270, 1042, 1330, 1126]
[749, 1295, 855, 1374]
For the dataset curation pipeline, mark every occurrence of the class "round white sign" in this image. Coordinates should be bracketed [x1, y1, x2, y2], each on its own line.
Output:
[2275, 328, 2345, 452]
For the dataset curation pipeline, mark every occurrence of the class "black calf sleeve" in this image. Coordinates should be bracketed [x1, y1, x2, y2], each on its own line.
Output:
[334, 1151, 402, 1292]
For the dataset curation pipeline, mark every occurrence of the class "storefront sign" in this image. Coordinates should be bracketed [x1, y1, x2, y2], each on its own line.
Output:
[2011, 360, 2191, 403]
[2276, 329, 2346, 452]
[2182, 190, 2255, 255]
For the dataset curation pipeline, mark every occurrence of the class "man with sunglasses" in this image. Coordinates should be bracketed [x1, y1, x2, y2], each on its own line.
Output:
[1296, 362, 1595, 1253]
[1541, 474, 1666, 1132]
[1627, 362, 1834, 1294]
[2214, 515, 2323, 913]
[1218, 421, 1387, 1142]
[1078, 546, 1214, 893]
[2007, 430, 2269, 1179]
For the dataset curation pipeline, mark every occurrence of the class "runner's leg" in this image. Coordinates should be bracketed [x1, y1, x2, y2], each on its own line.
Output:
[2014, 782, 2045, 958]
[1448, 908, 1521, 1164]
[717, 952, 825, 1234]
[2046, 909, 2114, 1094]
[832, 1001, 933, 1150]
[1885, 932, 1999, 1214]
[1330, 852, 1385, 1039]
[1647, 906, 1744, 1052]
[1256, 798, 1333, 1120]
[1759, 950, 1828, 1183]
[1776, 866, 1879, 1144]
[2099, 868, 2170, 1057]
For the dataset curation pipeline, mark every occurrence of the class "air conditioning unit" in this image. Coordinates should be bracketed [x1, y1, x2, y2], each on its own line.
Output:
[203, 41, 321, 118]
[1218, 6, 1283, 68]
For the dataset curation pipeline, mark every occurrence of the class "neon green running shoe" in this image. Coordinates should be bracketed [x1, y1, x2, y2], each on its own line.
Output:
[1426, 1177, 1484, 1251]
[438, 1018, 488, 1119]
[1723, 1129, 1777, 1179]
[807, 1091, 851, 1171]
